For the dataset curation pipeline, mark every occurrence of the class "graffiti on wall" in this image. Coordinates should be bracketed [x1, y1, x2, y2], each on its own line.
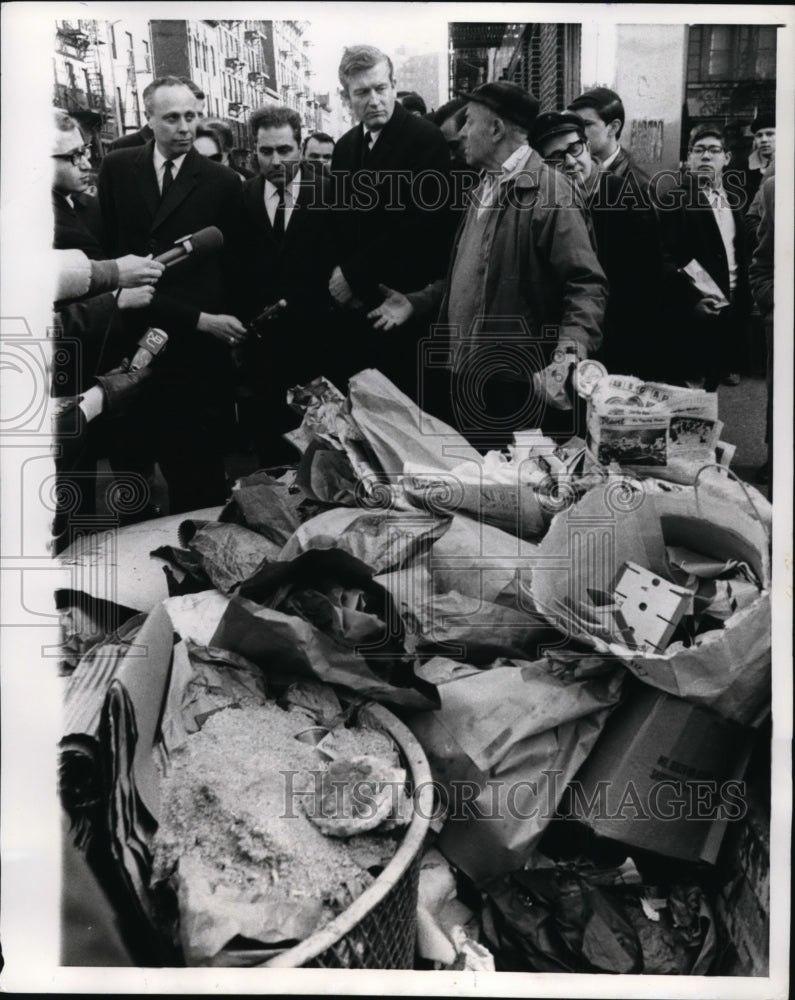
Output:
[630, 118, 664, 163]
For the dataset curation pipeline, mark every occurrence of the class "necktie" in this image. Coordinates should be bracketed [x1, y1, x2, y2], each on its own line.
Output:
[361, 130, 373, 166]
[273, 187, 286, 240]
[161, 159, 174, 200]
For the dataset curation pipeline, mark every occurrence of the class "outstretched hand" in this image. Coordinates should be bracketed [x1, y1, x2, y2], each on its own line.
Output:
[367, 284, 415, 331]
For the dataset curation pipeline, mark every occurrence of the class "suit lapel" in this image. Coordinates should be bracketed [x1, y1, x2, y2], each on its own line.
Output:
[246, 174, 274, 235]
[150, 147, 201, 232]
[134, 142, 161, 221]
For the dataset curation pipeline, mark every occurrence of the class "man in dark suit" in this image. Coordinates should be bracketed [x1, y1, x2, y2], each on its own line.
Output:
[236, 105, 335, 464]
[568, 87, 650, 189]
[328, 44, 451, 397]
[658, 125, 750, 390]
[532, 110, 665, 381]
[98, 76, 246, 513]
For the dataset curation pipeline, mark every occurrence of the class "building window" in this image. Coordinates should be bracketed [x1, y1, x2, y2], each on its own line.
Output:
[688, 24, 777, 82]
[202, 42, 207, 72]
[706, 25, 731, 77]
[210, 47, 215, 74]
[194, 38, 200, 69]
[754, 25, 777, 78]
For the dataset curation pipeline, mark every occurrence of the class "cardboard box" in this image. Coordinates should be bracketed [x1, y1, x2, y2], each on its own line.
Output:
[565, 686, 754, 864]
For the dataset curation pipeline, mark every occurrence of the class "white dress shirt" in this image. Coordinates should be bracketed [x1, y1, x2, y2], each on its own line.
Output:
[264, 169, 302, 230]
[600, 146, 621, 171]
[362, 125, 381, 150]
[708, 185, 738, 294]
[153, 147, 187, 194]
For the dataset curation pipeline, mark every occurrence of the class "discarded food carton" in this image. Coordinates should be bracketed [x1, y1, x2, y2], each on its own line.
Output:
[564, 686, 754, 865]
[612, 561, 692, 653]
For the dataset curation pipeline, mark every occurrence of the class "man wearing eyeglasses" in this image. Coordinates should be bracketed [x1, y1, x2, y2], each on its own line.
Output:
[658, 125, 750, 391]
[531, 110, 665, 381]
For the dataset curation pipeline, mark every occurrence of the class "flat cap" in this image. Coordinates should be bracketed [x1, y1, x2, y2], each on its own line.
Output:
[461, 81, 539, 131]
[530, 110, 587, 150]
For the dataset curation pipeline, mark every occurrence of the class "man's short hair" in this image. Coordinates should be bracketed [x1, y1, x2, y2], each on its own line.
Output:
[338, 45, 394, 93]
[302, 131, 335, 154]
[397, 91, 426, 115]
[178, 77, 205, 102]
[143, 76, 197, 114]
[197, 118, 233, 152]
[569, 86, 626, 139]
[689, 124, 728, 150]
[249, 105, 302, 145]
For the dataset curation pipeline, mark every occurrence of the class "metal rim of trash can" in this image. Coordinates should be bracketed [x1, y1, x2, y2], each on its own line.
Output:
[256, 701, 434, 968]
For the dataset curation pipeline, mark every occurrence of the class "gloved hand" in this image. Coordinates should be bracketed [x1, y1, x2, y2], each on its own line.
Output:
[95, 360, 152, 417]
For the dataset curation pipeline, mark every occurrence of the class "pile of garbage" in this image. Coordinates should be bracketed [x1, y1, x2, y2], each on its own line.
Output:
[59, 368, 772, 972]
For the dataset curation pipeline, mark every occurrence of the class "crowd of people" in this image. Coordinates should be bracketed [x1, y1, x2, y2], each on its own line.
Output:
[51, 44, 776, 553]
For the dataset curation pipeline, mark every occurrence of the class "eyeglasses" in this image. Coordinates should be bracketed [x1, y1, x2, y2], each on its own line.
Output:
[689, 145, 725, 156]
[52, 147, 91, 166]
[544, 139, 586, 164]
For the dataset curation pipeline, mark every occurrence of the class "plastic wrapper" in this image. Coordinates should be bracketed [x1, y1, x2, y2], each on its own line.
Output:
[484, 864, 642, 973]
[482, 857, 717, 974]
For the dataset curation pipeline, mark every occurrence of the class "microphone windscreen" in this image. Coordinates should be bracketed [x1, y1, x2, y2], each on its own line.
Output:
[189, 226, 224, 255]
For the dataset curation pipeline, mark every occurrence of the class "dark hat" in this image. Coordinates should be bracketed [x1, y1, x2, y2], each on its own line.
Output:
[460, 81, 539, 131]
[530, 110, 587, 150]
[750, 113, 775, 133]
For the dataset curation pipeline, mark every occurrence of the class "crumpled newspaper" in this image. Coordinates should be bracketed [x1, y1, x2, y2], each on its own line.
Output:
[285, 376, 366, 455]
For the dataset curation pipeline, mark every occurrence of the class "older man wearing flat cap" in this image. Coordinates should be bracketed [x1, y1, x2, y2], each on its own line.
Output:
[369, 81, 607, 448]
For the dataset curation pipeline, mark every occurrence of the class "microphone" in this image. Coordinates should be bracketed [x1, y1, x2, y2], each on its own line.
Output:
[250, 299, 288, 338]
[128, 327, 169, 372]
[153, 226, 224, 268]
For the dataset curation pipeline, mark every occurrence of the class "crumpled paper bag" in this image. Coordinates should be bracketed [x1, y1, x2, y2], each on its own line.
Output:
[407, 656, 624, 883]
[280, 506, 451, 576]
[174, 853, 324, 965]
[348, 368, 482, 476]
